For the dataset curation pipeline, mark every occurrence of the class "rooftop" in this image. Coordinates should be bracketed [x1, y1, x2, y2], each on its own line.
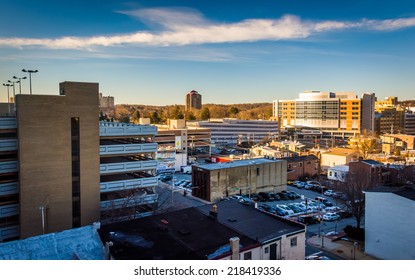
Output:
[194, 158, 283, 171]
[323, 148, 358, 156]
[197, 200, 305, 243]
[0, 224, 105, 260]
[366, 186, 415, 201]
[98, 207, 257, 260]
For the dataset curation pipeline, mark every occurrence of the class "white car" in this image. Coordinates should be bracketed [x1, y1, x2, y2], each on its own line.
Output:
[277, 204, 294, 215]
[324, 190, 335, 196]
[322, 212, 341, 221]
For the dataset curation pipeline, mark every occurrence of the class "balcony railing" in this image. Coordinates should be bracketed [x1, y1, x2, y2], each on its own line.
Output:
[100, 143, 158, 155]
[99, 122, 157, 137]
[0, 139, 17, 152]
[0, 182, 19, 196]
[100, 194, 158, 210]
[0, 225, 19, 242]
[100, 176, 158, 192]
[0, 117, 17, 129]
[100, 159, 157, 174]
[0, 203, 19, 218]
[0, 161, 18, 174]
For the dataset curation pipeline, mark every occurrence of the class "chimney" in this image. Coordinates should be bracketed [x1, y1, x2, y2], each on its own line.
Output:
[229, 237, 240, 260]
[209, 204, 218, 220]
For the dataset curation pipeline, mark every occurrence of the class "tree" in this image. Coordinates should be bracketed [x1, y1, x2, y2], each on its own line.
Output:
[150, 111, 161, 124]
[348, 136, 380, 159]
[186, 111, 197, 121]
[131, 110, 141, 124]
[170, 105, 184, 119]
[201, 107, 211, 120]
[334, 165, 378, 229]
[229, 106, 239, 115]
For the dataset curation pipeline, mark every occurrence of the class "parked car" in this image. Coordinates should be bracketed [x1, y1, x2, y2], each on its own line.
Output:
[257, 203, 276, 214]
[298, 215, 319, 225]
[278, 192, 290, 200]
[337, 209, 353, 218]
[239, 197, 252, 206]
[322, 212, 341, 221]
[272, 205, 290, 216]
[277, 204, 294, 215]
[257, 192, 269, 202]
[269, 193, 281, 201]
[324, 190, 335, 196]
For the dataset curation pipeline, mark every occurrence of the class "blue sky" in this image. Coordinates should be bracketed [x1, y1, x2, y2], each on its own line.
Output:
[1, 0, 415, 105]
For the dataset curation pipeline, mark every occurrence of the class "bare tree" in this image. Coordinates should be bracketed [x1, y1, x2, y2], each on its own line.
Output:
[334, 166, 378, 229]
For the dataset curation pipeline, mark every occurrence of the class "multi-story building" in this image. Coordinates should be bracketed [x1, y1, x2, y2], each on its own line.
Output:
[155, 119, 211, 165]
[0, 81, 159, 242]
[361, 93, 376, 134]
[99, 93, 114, 108]
[320, 148, 360, 173]
[284, 155, 320, 181]
[405, 112, 415, 135]
[375, 97, 405, 135]
[187, 118, 278, 145]
[185, 90, 202, 111]
[99, 121, 159, 223]
[273, 91, 375, 138]
[192, 158, 287, 202]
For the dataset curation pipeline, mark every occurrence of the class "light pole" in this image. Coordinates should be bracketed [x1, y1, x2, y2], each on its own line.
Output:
[13, 75, 26, 94]
[2, 83, 13, 114]
[22, 69, 38, 95]
[7, 80, 17, 112]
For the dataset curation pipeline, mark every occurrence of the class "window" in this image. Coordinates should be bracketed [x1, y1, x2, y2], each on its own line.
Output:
[264, 247, 269, 254]
[288, 164, 292, 169]
[244, 251, 252, 260]
[290, 237, 297, 247]
[299, 162, 303, 167]
[256, 168, 260, 176]
[329, 171, 332, 176]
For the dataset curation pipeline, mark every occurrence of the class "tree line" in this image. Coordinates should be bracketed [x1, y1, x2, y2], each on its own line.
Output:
[100, 103, 273, 124]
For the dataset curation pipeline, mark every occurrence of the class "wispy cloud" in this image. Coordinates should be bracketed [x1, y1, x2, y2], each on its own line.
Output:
[1, 8, 415, 50]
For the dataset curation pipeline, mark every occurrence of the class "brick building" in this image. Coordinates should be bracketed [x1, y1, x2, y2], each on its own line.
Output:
[284, 155, 320, 181]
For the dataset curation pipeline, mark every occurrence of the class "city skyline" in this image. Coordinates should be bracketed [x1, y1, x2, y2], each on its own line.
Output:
[1, 0, 415, 105]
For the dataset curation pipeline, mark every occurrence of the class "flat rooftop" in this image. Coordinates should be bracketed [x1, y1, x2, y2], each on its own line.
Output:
[195, 158, 283, 171]
[197, 200, 305, 243]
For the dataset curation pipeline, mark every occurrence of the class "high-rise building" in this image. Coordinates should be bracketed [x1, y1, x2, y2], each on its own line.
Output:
[361, 93, 376, 134]
[273, 91, 374, 138]
[0, 81, 158, 242]
[185, 90, 202, 111]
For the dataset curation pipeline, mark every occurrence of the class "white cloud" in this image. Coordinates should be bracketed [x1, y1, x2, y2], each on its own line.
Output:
[1, 8, 415, 50]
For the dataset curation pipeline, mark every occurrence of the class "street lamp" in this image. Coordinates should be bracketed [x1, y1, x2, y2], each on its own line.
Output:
[7, 80, 17, 111]
[22, 69, 38, 95]
[13, 75, 26, 94]
[2, 83, 13, 114]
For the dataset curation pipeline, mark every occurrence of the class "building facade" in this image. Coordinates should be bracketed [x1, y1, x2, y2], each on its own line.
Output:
[284, 155, 320, 181]
[0, 81, 159, 242]
[99, 121, 159, 223]
[0, 82, 102, 240]
[375, 97, 405, 135]
[273, 91, 374, 138]
[187, 118, 279, 145]
[320, 148, 360, 173]
[405, 113, 415, 135]
[185, 90, 202, 111]
[192, 158, 287, 202]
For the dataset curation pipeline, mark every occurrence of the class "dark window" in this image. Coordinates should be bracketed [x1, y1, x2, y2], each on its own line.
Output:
[244, 251, 252, 260]
[71, 117, 81, 228]
[290, 237, 297, 247]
